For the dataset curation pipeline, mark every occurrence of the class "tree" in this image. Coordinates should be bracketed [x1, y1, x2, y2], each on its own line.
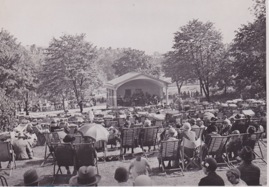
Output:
[230, 0, 266, 98]
[41, 34, 100, 113]
[0, 89, 16, 131]
[112, 48, 160, 77]
[0, 29, 38, 115]
[172, 19, 225, 101]
[163, 51, 194, 94]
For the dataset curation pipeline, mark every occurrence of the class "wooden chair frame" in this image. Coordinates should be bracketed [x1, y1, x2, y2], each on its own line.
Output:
[0, 175, 8, 186]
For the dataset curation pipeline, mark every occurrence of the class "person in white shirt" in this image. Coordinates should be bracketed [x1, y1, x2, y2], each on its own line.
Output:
[129, 148, 151, 181]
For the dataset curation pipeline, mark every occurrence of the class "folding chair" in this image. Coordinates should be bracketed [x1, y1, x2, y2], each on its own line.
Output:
[140, 127, 159, 152]
[120, 128, 141, 157]
[206, 136, 231, 168]
[41, 133, 56, 167]
[242, 132, 267, 164]
[73, 143, 99, 174]
[0, 175, 8, 186]
[182, 137, 202, 170]
[191, 127, 205, 141]
[159, 140, 184, 175]
[53, 143, 75, 175]
[73, 135, 83, 144]
[52, 143, 75, 184]
[0, 141, 16, 176]
[95, 140, 107, 161]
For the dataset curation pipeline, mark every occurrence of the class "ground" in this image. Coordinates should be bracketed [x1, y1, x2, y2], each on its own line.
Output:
[1, 141, 267, 186]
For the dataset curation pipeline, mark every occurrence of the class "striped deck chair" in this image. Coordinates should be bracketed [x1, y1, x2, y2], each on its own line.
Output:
[206, 136, 230, 167]
[73, 134, 83, 144]
[120, 128, 141, 156]
[159, 140, 183, 175]
[140, 127, 159, 151]
[95, 140, 107, 161]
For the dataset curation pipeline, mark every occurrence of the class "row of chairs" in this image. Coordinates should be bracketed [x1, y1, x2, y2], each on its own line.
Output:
[158, 131, 266, 174]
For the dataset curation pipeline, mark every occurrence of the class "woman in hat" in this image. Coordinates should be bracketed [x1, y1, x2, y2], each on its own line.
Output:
[237, 146, 260, 185]
[129, 148, 151, 181]
[23, 169, 40, 186]
[62, 134, 76, 174]
[198, 157, 225, 186]
[69, 166, 101, 186]
[226, 168, 247, 186]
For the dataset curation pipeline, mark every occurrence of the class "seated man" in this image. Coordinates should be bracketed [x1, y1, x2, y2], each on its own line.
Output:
[12, 133, 33, 160]
[226, 130, 242, 160]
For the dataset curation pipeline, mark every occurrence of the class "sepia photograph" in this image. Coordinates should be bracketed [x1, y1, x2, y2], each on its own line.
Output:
[0, 0, 267, 186]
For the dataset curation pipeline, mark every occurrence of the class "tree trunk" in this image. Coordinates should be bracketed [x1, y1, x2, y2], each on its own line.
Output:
[25, 92, 29, 116]
[176, 81, 184, 95]
[78, 101, 83, 113]
[224, 85, 227, 95]
[62, 97, 66, 111]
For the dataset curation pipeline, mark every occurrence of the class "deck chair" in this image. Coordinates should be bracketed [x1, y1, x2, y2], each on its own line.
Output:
[41, 133, 56, 167]
[182, 136, 202, 170]
[73, 135, 83, 144]
[206, 136, 230, 167]
[95, 140, 107, 161]
[73, 143, 99, 174]
[155, 120, 163, 128]
[53, 143, 75, 175]
[0, 141, 16, 176]
[0, 175, 8, 186]
[140, 127, 159, 151]
[241, 132, 267, 164]
[120, 128, 141, 156]
[159, 140, 184, 175]
[32, 126, 46, 146]
[52, 143, 75, 184]
[191, 127, 205, 141]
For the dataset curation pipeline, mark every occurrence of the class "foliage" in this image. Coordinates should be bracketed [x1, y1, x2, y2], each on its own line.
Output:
[0, 89, 16, 130]
[171, 19, 225, 101]
[112, 48, 161, 77]
[40, 34, 100, 112]
[230, 0, 266, 98]
[163, 51, 194, 94]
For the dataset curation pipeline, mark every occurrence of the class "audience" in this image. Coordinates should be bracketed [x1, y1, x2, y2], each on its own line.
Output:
[114, 167, 129, 186]
[226, 168, 247, 186]
[237, 146, 260, 185]
[198, 157, 225, 186]
[23, 169, 40, 186]
[69, 166, 101, 186]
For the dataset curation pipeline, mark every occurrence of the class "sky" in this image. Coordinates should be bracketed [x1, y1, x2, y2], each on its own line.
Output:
[0, 0, 255, 55]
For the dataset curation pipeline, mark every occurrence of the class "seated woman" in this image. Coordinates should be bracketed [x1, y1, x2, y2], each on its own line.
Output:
[12, 133, 33, 160]
[226, 130, 242, 160]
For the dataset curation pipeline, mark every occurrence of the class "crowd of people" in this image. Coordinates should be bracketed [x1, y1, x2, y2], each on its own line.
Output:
[0, 98, 266, 186]
[117, 91, 160, 106]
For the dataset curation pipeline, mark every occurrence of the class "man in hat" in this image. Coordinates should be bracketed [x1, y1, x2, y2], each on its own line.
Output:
[198, 157, 225, 186]
[129, 148, 151, 181]
[62, 134, 76, 174]
[237, 146, 260, 185]
[226, 168, 247, 186]
[231, 114, 246, 133]
[23, 168, 40, 186]
[69, 166, 101, 186]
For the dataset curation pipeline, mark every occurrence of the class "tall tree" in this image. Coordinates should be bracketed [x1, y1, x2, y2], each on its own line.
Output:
[230, 0, 266, 98]
[41, 34, 100, 113]
[172, 19, 225, 101]
[163, 51, 194, 94]
[112, 48, 160, 77]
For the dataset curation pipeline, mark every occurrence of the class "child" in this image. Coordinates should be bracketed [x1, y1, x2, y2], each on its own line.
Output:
[114, 167, 129, 186]
[128, 148, 151, 181]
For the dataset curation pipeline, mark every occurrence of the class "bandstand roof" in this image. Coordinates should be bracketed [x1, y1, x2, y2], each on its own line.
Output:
[104, 72, 170, 90]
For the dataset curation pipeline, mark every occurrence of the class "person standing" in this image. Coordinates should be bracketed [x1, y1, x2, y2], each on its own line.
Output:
[89, 109, 95, 123]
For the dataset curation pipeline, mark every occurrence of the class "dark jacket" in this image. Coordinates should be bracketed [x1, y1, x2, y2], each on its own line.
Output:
[237, 162, 260, 185]
[198, 171, 225, 186]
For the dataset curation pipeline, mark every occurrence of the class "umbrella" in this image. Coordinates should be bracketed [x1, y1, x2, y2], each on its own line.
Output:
[78, 123, 109, 141]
